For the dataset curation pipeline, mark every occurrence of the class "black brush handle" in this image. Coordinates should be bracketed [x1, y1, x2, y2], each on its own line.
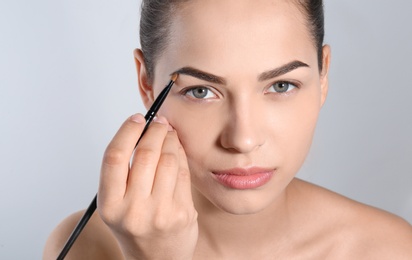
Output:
[56, 78, 176, 260]
[56, 195, 96, 260]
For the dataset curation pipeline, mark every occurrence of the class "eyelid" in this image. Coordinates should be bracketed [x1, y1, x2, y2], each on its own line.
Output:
[269, 79, 301, 88]
[179, 85, 221, 100]
[264, 79, 301, 94]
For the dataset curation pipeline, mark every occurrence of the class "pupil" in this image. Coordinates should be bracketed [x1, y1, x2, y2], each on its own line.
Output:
[194, 88, 207, 98]
[275, 82, 288, 92]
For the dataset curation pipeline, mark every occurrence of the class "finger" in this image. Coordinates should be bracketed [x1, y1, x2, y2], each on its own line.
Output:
[173, 145, 194, 205]
[151, 129, 180, 200]
[98, 114, 146, 207]
[126, 116, 169, 198]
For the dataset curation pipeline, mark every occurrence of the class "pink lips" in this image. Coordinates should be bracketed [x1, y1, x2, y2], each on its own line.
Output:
[212, 167, 274, 190]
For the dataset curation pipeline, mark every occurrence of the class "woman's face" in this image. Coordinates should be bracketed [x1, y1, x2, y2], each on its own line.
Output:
[138, 0, 329, 214]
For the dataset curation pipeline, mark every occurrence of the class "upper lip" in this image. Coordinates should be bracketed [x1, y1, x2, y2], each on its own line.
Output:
[212, 167, 275, 176]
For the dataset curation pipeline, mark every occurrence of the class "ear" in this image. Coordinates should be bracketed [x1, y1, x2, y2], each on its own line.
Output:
[134, 49, 154, 109]
[319, 45, 331, 108]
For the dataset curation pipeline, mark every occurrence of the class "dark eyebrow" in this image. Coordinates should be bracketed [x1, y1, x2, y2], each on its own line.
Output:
[258, 60, 309, 81]
[171, 67, 227, 85]
[171, 60, 309, 84]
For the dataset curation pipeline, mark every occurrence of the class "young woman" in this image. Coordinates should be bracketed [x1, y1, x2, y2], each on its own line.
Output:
[44, 0, 412, 259]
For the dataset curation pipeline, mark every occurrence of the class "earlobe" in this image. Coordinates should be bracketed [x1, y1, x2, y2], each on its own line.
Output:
[320, 45, 331, 107]
[134, 49, 154, 109]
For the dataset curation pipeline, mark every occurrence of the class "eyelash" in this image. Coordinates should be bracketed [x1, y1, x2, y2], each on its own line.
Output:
[265, 80, 300, 95]
[180, 86, 218, 101]
[180, 80, 300, 100]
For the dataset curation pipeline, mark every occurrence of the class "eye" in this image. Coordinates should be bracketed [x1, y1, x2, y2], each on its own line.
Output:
[183, 86, 217, 100]
[267, 81, 297, 93]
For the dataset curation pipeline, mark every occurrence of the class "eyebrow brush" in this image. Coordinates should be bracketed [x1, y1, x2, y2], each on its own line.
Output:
[138, 73, 178, 147]
[56, 73, 178, 260]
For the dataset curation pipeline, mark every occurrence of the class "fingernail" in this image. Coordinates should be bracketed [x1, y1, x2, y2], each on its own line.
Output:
[168, 124, 174, 132]
[130, 113, 145, 123]
[153, 116, 168, 124]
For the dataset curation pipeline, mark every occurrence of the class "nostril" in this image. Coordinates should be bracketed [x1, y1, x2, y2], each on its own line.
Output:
[219, 128, 264, 154]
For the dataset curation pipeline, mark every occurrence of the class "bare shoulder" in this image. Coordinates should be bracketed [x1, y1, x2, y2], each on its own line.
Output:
[338, 200, 412, 259]
[43, 210, 123, 260]
[293, 178, 412, 259]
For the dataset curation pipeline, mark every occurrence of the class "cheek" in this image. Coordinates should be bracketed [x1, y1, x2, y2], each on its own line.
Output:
[158, 100, 222, 165]
[275, 88, 321, 172]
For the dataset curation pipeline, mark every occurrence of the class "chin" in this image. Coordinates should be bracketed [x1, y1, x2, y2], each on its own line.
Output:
[194, 183, 282, 216]
[217, 203, 269, 215]
[221, 191, 280, 215]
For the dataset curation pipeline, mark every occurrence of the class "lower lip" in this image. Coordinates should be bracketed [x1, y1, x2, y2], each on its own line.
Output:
[213, 171, 274, 190]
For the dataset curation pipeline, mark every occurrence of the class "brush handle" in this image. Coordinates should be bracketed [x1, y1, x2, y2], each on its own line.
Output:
[136, 78, 175, 148]
[56, 78, 176, 260]
[56, 196, 97, 260]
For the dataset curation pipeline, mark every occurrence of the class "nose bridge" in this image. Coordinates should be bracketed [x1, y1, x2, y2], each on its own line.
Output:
[220, 92, 264, 153]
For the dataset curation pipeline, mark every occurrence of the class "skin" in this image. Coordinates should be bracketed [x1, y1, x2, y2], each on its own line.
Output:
[43, 0, 412, 259]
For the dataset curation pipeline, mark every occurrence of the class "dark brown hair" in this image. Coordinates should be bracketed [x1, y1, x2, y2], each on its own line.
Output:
[140, 0, 324, 84]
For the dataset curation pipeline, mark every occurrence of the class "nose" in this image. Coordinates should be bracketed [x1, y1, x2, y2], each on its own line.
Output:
[219, 96, 265, 153]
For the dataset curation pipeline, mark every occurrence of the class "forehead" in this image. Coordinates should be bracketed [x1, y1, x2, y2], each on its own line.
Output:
[158, 0, 315, 78]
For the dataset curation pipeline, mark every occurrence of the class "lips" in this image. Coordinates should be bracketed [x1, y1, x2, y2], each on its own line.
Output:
[212, 167, 275, 190]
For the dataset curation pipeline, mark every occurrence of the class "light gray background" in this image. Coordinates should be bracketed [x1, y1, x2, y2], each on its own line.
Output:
[1, 0, 411, 258]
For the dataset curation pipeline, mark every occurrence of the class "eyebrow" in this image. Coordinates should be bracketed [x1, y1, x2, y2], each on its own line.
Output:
[172, 67, 227, 85]
[171, 60, 309, 84]
[258, 60, 310, 81]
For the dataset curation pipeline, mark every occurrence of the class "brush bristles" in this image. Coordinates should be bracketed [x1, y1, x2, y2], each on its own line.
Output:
[171, 73, 178, 82]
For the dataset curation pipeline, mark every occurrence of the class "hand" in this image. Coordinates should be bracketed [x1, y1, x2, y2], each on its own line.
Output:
[97, 114, 198, 260]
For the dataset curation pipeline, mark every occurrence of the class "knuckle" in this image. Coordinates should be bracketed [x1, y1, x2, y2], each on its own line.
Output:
[118, 220, 136, 237]
[158, 152, 178, 169]
[98, 204, 123, 228]
[152, 212, 170, 231]
[98, 208, 114, 225]
[151, 205, 180, 231]
[133, 148, 158, 166]
[153, 206, 193, 231]
[190, 209, 198, 225]
[174, 210, 190, 225]
[173, 207, 197, 230]
[119, 212, 148, 236]
[103, 147, 126, 166]
[120, 216, 139, 234]
[178, 167, 191, 180]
